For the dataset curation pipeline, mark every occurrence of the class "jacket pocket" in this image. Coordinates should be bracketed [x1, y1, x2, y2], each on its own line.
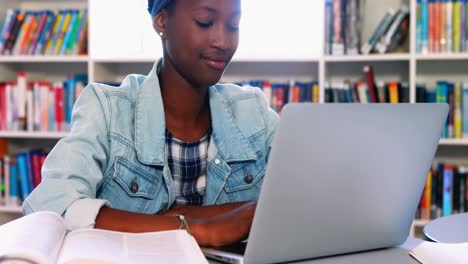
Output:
[113, 156, 161, 199]
[224, 159, 266, 193]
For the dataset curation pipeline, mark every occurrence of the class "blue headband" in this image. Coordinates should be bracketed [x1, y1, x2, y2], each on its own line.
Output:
[148, 0, 173, 17]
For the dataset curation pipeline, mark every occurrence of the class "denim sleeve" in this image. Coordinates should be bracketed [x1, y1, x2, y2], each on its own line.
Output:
[254, 88, 280, 162]
[264, 107, 280, 163]
[22, 84, 111, 230]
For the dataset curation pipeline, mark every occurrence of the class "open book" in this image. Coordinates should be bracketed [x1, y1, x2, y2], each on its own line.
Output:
[409, 241, 468, 264]
[0, 211, 208, 264]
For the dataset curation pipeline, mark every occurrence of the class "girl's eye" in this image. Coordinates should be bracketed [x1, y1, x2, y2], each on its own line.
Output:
[195, 20, 213, 28]
[229, 24, 240, 32]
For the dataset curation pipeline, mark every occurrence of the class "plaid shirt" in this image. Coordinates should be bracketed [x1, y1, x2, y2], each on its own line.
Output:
[165, 129, 211, 205]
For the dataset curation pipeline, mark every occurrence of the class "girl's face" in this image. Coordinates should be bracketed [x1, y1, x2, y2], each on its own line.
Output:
[158, 0, 241, 87]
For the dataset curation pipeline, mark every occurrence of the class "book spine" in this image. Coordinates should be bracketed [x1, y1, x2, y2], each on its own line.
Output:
[388, 82, 400, 103]
[363, 65, 378, 103]
[453, 0, 462, 52]
[447, 82, 455, 138]
[60, 10, 77, 55]
[0, 9, 17, 53]
[313, 82, 320, 103]
[5, 12, 26, 55]
[9, 158, 20, 206]
[16, 153, 29, 201]
[66, 10, 83, 55]
[462, 0, 467, 51]
[443, 165, 453, 216]
[45, 11, 64, 55]
[48, 83, 55, 131]
[463, 83, 468, 136]
[28, 11, 48, 55]
[54, 10, 72, 55]
[36, 11, 55, 55]
[12, 11, 31, 55]
[332, 0, 344, 55]
[446, 0, 454, 53]
[325, 0, 334, 55]
[422, 0, 430, 53]
[20, 11, 38, 55]
[437, 81, 449, 137]
[3, 156, 10, 206]
[54, 82, 64, 132]
[424, 170, 433, 219]
[417, 0, 423, 53]
[17, 72, 27, 131]
[33, 82, 41, 131]
[40, 83, 50, 132]
[454, 83, 463, 138]
[26, 84, 33, 132]
[440, 0, 447, 53]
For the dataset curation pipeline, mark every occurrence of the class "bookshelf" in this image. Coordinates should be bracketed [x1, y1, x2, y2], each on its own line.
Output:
[0, 0, 467, 238]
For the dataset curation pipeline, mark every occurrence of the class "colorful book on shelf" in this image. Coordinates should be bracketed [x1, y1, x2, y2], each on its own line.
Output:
[417, 162, 468, 220]
[363, 65, 378, 103]
[0, 211, 208, 264]
[324, 0, 334, 55]
[35, 11, 56, 55]
[463, 83, 468, 136]
[64, 10, 82, 55]
[28, 11, 48, 55]
[45, 10, 63, 55]
[3, 12, 25, 55]
[362, 9, 396, 54]
[376, 5, 410, 54]
[53, 10, 72, 55]
[0, 9, 19, 54]
[442, 164, 454, 216]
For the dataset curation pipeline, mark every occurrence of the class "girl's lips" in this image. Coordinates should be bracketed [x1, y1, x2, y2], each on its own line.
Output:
[203, 58, 226, 70]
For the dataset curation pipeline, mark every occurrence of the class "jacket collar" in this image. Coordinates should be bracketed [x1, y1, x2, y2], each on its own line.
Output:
[134, 60, 257, 166]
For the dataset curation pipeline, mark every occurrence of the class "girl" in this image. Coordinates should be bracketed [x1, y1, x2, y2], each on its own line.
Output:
[23, 0, 279, 247]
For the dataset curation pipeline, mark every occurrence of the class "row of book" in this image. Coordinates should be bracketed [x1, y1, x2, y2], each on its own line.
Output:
[237, 81, 320, 113]
[416, 163, 468, 220]
[324, 0, 410, 55]
[416, 0, 468, 54]
[325, 81, 410, 104]
[0, 148, 47, 207]
[417, 81, 468, 138]
[324, 65, 409, 103]
[0, 72, 88, 132]
[0, 9, 88, 56]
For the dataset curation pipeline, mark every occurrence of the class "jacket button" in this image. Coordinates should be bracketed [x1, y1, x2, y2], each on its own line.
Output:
[130, 181, 139, 193]
[244, 173, 254, 184]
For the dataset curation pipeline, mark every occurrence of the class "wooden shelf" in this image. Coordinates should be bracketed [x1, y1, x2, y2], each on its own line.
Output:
[0, 56, 89, 63]
[439, 138, 468, 146]
[0, 206, 22, 214]
[416, 53, 468, 61]
[324, 54, 411, 62]
[413, 219, 431, 227]
[0, 131, 69, 139]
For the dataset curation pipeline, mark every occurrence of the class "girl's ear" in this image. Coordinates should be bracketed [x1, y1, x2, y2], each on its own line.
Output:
[153, 11, 168, 37]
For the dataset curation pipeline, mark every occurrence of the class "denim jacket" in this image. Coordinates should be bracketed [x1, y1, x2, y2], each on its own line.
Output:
[22, 60, 279, 230]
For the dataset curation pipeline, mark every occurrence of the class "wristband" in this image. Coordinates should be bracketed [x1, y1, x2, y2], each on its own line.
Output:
[174, 214, 191, 235]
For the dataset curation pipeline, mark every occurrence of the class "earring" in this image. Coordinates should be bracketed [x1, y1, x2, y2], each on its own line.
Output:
[159, 32, 164, 37]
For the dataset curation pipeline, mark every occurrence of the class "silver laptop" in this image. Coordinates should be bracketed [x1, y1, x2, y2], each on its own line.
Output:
[203, 103, 448, 264]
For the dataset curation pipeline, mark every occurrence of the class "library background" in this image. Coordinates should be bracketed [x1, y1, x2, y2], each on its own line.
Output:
[0, 0, 467, 238]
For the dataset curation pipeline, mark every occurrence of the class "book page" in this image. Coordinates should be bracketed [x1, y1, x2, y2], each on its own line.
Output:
[0, 211, 67, 264]
[410, 241, 468, 264]
[57, 229, 208, 264]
